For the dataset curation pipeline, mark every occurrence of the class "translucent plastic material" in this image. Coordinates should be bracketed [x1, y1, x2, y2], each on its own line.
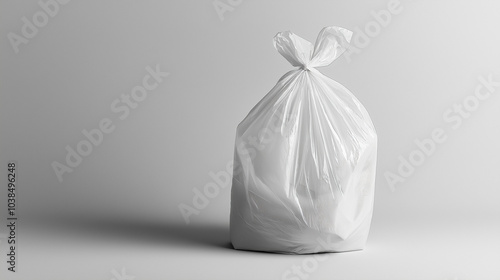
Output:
[230, 26, 377, 254]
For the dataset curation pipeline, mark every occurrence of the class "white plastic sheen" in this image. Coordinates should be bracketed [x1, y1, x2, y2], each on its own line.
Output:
[230, 26, 377, 254]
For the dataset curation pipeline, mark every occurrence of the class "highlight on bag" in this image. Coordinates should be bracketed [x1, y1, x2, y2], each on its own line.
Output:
[230, 26, 377, 254]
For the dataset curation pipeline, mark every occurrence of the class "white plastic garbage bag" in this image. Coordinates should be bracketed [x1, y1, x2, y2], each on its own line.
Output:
[230, 26, 377, 254]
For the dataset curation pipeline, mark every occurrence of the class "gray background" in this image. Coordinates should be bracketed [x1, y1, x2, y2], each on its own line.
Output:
[0, 0, 499, 279]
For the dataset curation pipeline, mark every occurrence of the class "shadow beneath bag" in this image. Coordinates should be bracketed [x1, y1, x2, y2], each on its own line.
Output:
[37, 216, 233, 250]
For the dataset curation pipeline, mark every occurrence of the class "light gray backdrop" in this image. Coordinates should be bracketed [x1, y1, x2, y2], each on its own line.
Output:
[0, 0, 499, 279]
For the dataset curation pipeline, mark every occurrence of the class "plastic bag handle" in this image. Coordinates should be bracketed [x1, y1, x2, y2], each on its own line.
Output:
[273, 26, 352, 70]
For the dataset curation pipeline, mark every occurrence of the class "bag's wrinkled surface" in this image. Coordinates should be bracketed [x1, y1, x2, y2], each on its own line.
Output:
[230, 26, 377, 254]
